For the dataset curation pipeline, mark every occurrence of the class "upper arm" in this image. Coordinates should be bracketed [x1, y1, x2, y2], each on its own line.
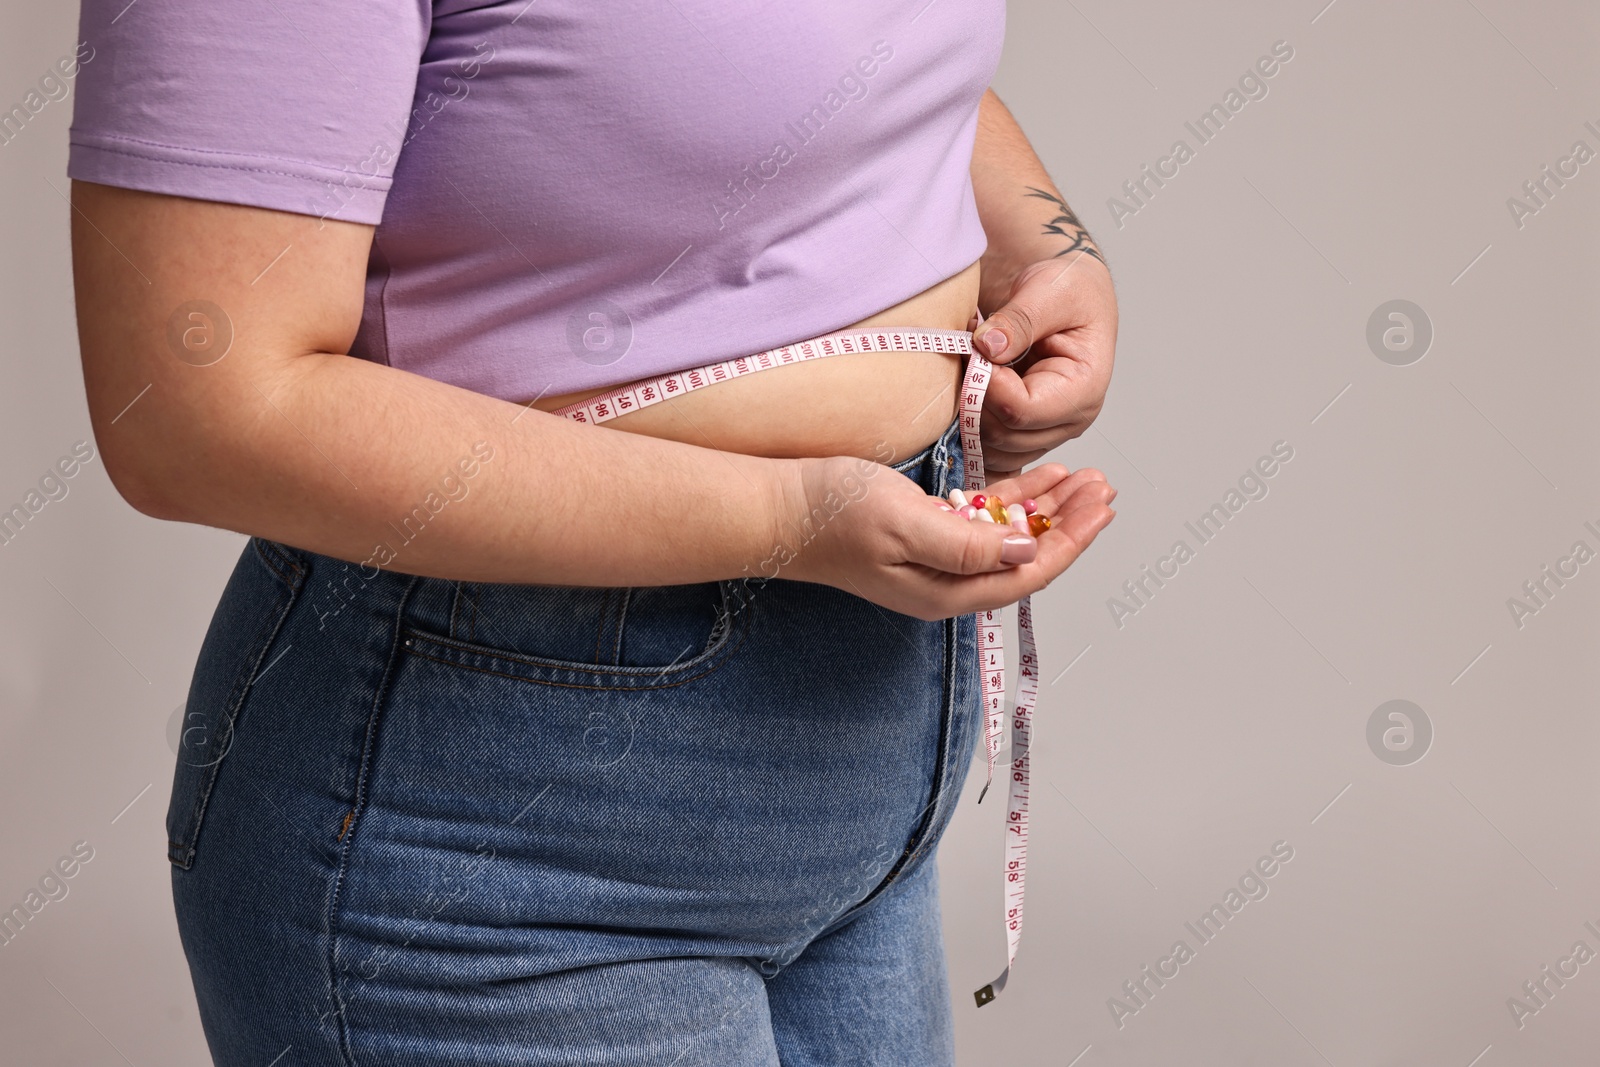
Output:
[70, 184, 373, 469]
[65, 0, 427, 508]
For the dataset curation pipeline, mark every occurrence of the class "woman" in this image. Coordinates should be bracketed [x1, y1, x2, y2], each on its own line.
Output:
[69, 0, 1118, 1062]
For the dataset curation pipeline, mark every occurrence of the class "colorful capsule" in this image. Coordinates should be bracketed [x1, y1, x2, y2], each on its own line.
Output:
[1022, 498, 1038, 515]
[1028, 513, 1052, 536]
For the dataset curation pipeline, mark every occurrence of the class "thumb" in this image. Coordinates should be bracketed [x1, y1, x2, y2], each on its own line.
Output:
[906, 506, 1039, 575]
[974, 298, 1046, 366]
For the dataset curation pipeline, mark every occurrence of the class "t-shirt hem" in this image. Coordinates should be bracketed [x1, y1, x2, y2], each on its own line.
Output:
[67, 135, 390, 225]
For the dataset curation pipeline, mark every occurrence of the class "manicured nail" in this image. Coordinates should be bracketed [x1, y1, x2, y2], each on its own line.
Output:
[1001, 535, 1036, 565]
[981, 329, 1008, 359]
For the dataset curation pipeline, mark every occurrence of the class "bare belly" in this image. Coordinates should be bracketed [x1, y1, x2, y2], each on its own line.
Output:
[533, 260, 981, 464]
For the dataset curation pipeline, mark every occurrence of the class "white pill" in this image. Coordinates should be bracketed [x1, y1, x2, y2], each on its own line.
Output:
[948, 489, 968, 508]
[976, 509, 996, 522]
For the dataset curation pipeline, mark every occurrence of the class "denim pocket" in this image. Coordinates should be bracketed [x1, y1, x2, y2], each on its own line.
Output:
[401, 578, 752, 691]
[167, 538, 303, 870]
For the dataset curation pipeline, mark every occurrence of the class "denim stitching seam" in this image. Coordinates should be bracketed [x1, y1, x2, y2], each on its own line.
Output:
[448, 581, 465, 640]
[821, 441, 954, 914]
[324, 573, 422, 1067]
[253, 537, 305, 588]
[400, 613, 751, 693]
[592, 587, 614, 664]
[905, 609, 963, 872]
[169, 549, 304, 868]
[611, 588, 632, 666]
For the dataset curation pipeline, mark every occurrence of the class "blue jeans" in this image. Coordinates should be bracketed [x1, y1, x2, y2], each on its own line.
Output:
[168, 417, 979, 1066]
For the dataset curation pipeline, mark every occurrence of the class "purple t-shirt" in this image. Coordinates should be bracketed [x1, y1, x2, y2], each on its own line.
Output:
[69, 1, 1002, 399]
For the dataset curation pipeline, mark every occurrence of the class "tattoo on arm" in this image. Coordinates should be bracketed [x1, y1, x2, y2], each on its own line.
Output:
[1025, 186, 1105, 265]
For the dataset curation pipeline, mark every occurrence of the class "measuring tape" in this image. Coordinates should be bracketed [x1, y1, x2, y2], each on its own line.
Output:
[552, 327, 1036, 1005]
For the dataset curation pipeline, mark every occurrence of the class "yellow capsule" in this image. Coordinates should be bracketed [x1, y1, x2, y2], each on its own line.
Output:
[1028, 514, 1052, 537]
[984, 496, 1008, 523]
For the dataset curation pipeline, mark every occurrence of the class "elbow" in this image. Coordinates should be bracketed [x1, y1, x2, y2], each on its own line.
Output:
[100, 447, 180, 524]
[83, 370, 224, 524]
[97, 434, 188, 521]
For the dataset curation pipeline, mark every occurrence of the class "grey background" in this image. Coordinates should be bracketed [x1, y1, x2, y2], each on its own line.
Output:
[1, 0, 1595, 1064]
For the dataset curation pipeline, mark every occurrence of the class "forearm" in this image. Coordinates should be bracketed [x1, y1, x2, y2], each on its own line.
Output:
[971, 89, 1105, 313]
[112, 351, 798, 587]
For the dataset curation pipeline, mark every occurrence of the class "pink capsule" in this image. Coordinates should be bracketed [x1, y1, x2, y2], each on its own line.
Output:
[958, 504, 978, 520]
[1022, 498, 1038, 515]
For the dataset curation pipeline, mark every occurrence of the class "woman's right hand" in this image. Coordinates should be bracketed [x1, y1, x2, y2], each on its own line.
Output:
[777, 455, 1116, 621]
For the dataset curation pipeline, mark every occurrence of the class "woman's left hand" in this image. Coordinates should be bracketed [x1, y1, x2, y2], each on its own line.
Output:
[970, 252, 1118, 478]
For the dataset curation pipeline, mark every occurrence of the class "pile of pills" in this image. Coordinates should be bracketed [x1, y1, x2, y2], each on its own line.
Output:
[938, 489, 1052, 537]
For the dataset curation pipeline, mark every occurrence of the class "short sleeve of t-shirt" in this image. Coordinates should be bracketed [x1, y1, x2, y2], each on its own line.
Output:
[68, 0, 429, 224]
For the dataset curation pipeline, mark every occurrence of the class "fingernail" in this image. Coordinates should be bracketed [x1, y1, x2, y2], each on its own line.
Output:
[1001, 535, 1036, 565]
[981, 329, 1008, 359]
